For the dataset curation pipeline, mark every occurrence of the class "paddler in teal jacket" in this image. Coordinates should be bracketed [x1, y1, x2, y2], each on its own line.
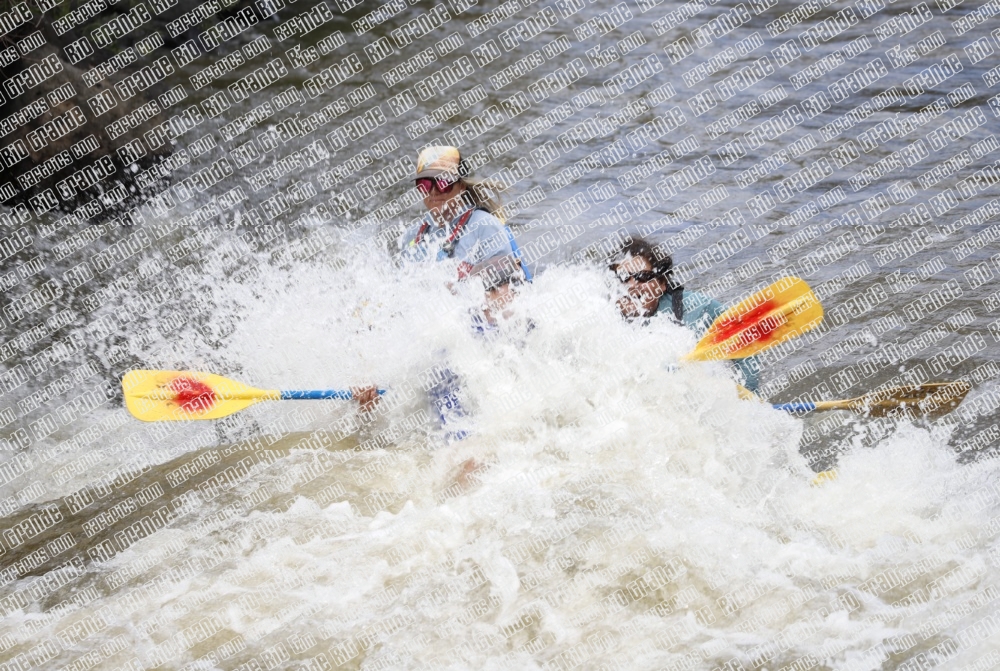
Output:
[610, 238, 761, 392]
[400, 145, 531, 281]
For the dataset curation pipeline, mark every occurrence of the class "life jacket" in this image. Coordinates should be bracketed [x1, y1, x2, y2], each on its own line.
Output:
[413, 207, 478, 257]
[413, 207, 533, 282]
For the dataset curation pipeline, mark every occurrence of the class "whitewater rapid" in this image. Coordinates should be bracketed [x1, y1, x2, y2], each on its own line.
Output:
[2, 255, 998, 670]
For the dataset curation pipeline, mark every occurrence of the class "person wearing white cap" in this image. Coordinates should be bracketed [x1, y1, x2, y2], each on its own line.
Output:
[394, 146, 534, 445]
[401, 146, 531, 282]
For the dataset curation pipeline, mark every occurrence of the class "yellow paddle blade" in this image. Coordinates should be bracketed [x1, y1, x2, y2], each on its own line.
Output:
[123, 370, 280, 422]
[685, 277, 823, 362]
[844, 381, 972, 419]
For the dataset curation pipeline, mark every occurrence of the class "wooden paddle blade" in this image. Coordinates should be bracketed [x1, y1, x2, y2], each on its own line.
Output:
[123, 370, 279, 422]
[685, 277, 823, 361]
[848, 381, 972, 419]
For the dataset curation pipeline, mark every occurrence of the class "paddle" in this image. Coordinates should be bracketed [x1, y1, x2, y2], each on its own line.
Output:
[800, 382, 973, 488]
[772, 381, 972, 419]
[123, 276, 820, 422]
[683, 276, 823, 362]
[123, 370, 385, 422]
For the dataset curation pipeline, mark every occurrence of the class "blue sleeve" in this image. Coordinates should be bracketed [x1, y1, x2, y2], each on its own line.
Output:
[399, 218, 434, 262]
[733, 356, 761, 392]
[682, 290, 762, 392]
[399, 221, 421, 250]
[681, 291, 726, 338]
[457, 211, 516, 264]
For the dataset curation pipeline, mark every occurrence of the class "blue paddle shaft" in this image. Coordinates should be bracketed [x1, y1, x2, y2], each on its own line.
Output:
[280, 389, 386, 400]
[772, 402, 816, 413]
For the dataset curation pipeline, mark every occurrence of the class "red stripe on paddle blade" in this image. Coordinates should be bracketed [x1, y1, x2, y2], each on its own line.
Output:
[169, 376, 218, 414]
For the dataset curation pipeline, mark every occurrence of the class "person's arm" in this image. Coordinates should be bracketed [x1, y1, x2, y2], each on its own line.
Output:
[466, 214, 536, 286]
[683, 291, 763, 392]
[681, 290, 723, 337]
[399, 219, 431, 260]
[464, 211, 517, 263]
[732, 356, 761, 392]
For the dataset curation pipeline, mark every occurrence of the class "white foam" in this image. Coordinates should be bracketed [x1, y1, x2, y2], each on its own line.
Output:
[5, 256, 998, 669]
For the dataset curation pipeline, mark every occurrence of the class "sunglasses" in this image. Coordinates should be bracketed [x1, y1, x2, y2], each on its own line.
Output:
[610, 265, 662, 283]
[415, 176, 458, 195]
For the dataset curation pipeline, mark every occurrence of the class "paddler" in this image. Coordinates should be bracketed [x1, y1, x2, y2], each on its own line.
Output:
[397, 146, 531, 440]
[469, 253, 529, 333]
[401, 145, 531, 281]
[610, 238, 761, 392]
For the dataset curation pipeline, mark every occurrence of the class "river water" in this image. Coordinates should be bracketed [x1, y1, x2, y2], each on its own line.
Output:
[2, 0, 1000, 668]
